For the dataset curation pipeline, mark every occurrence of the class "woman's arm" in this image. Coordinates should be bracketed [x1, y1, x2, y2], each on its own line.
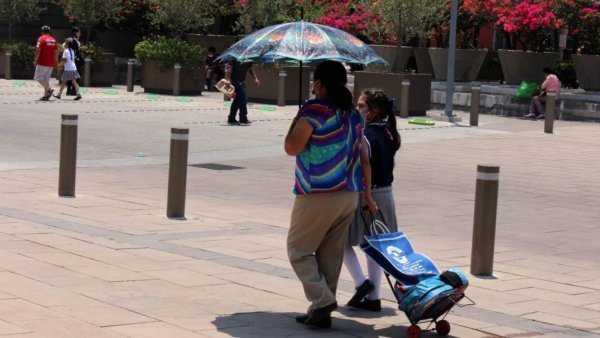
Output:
[284, 116, 313, 156]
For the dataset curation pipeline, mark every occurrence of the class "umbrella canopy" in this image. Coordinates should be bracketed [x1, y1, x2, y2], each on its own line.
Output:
[218, 21, 386, 65]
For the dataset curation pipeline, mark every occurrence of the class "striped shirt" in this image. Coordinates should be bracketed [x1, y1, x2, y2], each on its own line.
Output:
[293, 99, 365, 195]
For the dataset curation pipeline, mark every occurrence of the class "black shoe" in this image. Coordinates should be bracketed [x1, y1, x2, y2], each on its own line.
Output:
[227, 118, 240, 125]
[347, 279, 375, 307]
[74, 93, 82, 101]
[39, 96, 49, 101]
[304, 302, 337, 326]
[351, 298, 381, 312]
[53, 93, 61, 99]
[295, 314, 332, 329]
[48, 88, 54, 97]
[240, 119, 252, 124]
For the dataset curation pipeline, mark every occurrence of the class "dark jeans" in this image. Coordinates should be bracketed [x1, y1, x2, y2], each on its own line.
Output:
[229, 80, 248, 121]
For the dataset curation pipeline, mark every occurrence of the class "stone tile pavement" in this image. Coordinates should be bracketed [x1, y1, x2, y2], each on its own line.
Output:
[0, 79, 599, 337]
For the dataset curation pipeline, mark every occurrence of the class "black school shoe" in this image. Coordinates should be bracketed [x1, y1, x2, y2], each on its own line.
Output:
[351, 298, 381, 312]
[347, 279, 375, 307]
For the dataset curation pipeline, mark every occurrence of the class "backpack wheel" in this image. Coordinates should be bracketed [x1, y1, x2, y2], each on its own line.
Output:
[435, 320, 451, 336]
[407, 324, 422, 338]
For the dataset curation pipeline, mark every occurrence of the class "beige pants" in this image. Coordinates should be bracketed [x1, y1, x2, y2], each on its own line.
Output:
[287, 190, 359, 310]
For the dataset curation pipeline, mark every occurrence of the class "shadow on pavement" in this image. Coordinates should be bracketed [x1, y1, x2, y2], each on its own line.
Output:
[212, 311, 461, 337]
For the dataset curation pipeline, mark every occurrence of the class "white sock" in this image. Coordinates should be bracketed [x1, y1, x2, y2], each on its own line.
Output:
[343, 246, 366, 288]
[366, 256, 383, 300]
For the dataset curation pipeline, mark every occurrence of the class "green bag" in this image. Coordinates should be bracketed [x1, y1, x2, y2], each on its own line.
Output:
[516, 81, 540, 98]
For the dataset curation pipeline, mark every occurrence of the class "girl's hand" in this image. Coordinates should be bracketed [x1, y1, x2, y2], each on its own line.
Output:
[364, 195, 378, 212]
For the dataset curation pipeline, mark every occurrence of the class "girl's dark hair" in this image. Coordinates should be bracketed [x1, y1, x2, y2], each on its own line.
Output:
[362, 88, 401, 150]
[64, 38, 74, 48]
[313, 60, 353, 110]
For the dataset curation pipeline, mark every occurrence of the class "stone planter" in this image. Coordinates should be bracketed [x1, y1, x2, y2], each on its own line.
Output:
[81, 53, 116, 87]
[429, 48, 487, 82]
[366, 45, 413, 73]
[353, 71, 432, 116]
[572, 54, 600, 91]
[413, 48, 434, 76]
[497, 50, 559, 85]
[0, 47, 35, 79]
[477, 51, 503, 81]
[0, 48, 5, 78]
[247, 65, 310, 105]
[141, 59, 204, 95]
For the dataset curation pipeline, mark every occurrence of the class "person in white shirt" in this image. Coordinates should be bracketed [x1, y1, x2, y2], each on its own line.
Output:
[54, 38, 82, 100]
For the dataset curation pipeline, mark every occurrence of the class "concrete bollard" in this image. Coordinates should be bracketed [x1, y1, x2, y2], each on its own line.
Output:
[84, 57, 91, 88]
[166, 128, 189, 218]
[173, 63, 181, 96]
[58, 115, 78, 197]
[470, 85, 481, 126]
[544, 91, 556, 134]
[277, 71, 287, 107]
[126, 59, 135, 92]
[400, 80, 410, 118]
[5, 52, 11, 80]
[471, 164, 500, 276]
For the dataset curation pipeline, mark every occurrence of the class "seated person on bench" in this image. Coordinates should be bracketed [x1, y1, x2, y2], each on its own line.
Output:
[525, 67, 561, 119]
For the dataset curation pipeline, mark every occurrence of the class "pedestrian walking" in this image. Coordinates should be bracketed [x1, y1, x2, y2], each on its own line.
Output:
[223, 60, 260, 125]
[66, 26, 83, 96]
[285, 60, 377, 329]
[53, 39, 82, 101]
[33, 25, 57, 101]
[344, 88, 401, 312]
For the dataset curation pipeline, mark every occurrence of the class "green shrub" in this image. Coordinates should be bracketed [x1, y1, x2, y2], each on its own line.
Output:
[555, 61, 578, 89]
[0, 41, 35, 72]
[134, 36, 205, 71]
[81, 42, 107, 65]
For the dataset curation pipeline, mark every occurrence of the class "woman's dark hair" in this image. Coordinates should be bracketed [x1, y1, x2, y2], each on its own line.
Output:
[313, 60, 353, 110]
[362, 88, 401, 150]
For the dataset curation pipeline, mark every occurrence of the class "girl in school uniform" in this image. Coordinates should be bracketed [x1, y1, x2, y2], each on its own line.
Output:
[54, 38, 82, 101]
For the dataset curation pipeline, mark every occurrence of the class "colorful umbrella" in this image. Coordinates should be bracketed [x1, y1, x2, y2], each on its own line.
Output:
[218, 21, 386, 65]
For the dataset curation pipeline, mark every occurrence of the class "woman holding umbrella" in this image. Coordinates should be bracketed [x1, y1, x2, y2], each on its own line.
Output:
[285, 60, 377, 329]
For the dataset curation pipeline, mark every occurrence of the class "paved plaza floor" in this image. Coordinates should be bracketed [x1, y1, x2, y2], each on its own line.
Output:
[0, 79, 599, 337]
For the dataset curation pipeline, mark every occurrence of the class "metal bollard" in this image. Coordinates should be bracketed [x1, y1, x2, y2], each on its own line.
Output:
[84, 57, 91, 88]
[471, 165, 500, 276]
[5, 52, 11, 80]
[166, 128, 189, 218]
[127, 59, 135, 92]
[470, 85, 481, 126]
[277, 71, 287, 107]
[58, 115, 78, 197]
[544, 91, 556, 134]
[173, 63, 181, 96]
[400, 80, 410, 118]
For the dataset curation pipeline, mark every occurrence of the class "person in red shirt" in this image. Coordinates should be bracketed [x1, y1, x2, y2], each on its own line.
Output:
[33, 25, 58, 101]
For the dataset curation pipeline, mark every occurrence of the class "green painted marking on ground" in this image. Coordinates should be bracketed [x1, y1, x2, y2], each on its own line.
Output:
[408, 118, 435, 126]
[14, 81, 26, 86]
[146, 94, 160, 100]
[103, 90, 118, 95]
[259, 105, 276, 111]
[224, 101, 232, 108]
[79, 88, 88, 93]
[177, 97, 192, 103]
